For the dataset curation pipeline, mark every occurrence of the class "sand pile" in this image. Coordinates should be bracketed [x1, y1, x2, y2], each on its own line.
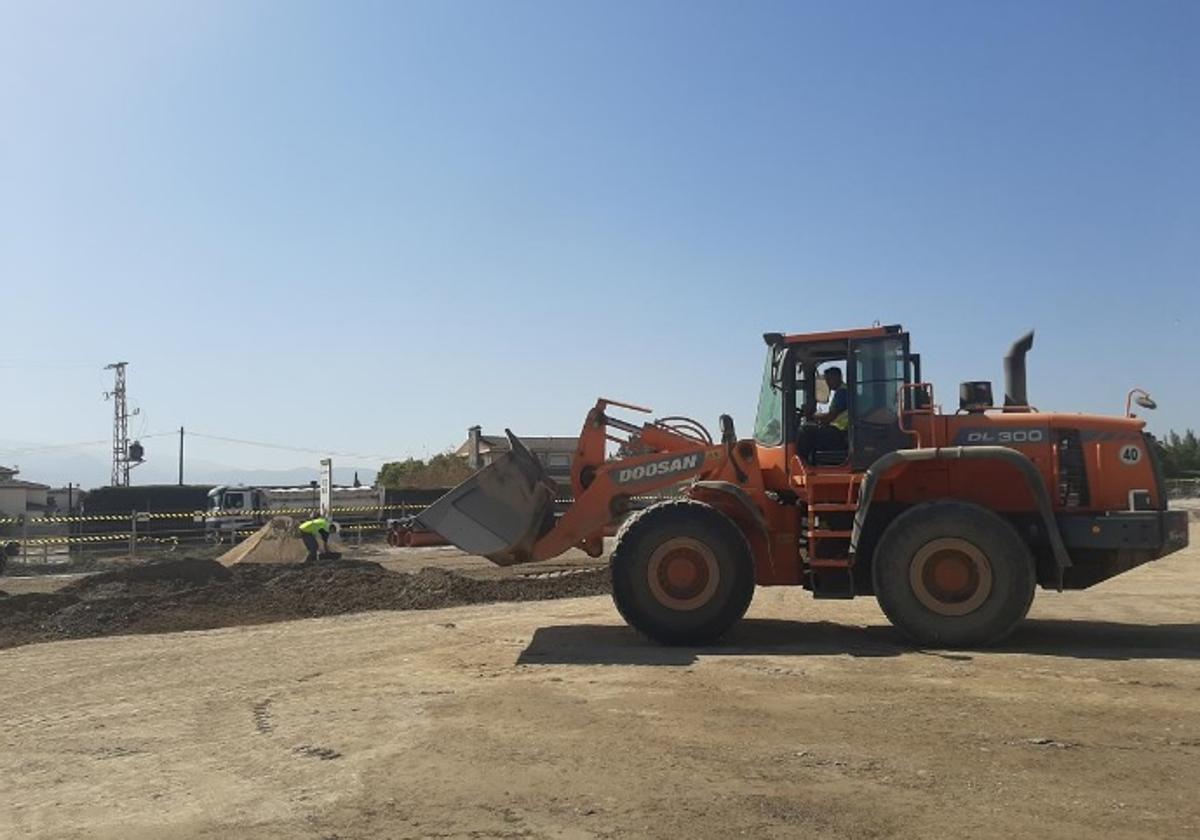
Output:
[218, 517, 311, 566]
[0, 555, 611, 650]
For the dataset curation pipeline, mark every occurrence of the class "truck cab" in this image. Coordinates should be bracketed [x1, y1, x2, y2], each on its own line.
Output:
[204, 485, 260, 540]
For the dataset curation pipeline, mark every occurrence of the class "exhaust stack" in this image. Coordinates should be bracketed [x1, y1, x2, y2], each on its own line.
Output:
[1003, 331, 1035, 408]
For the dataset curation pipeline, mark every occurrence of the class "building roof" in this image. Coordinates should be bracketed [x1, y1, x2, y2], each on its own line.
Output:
[0, 479, 50, 490]
[456, 433, 578, 458]
[0, 466, 17, 478]
[486, 435, 577, 452]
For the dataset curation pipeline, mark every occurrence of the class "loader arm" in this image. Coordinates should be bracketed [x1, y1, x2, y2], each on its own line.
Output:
[535, 399, 740, 560]
[418, 399, 743, 566]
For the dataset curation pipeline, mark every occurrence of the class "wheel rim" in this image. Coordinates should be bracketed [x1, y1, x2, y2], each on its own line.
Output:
[646, 537, 720, 611]
[909, 537, 993, 617]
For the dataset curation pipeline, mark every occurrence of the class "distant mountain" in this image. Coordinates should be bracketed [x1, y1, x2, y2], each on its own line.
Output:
[0, 443, 375, 490]
[0, 449, 110, 488]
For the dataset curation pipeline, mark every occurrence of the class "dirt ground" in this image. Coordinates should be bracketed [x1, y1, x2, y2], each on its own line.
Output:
[0, 542, 608, 598]
[0, 553, 612, 650]
[1, 526, 1198, 839]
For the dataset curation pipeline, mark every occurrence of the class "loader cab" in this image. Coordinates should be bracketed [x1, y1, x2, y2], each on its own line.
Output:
[754, 326, 915, 472]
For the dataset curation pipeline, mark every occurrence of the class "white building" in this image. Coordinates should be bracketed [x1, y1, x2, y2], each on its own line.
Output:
[46, 486, 86, 516]
[0, 466, 50, 519]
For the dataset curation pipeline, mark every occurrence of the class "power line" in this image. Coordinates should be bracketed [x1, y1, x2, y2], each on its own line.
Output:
[0, 439, 111, 456]
[0, 431, 176, 457]
[184, 431, 394, 461]
[2, 430, 405, 463]
[0, 361, 104, 369]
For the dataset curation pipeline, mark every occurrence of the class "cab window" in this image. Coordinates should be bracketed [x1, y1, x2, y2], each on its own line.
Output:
[851, 338, 906, 425]
[753, 349, 784, 446]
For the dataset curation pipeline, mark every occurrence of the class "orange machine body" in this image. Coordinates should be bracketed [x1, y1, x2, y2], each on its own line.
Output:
[526, 326, 1186, 597]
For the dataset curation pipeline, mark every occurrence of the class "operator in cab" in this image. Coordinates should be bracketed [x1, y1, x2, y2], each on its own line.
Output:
[800, 366, 849, 463]
[298, 516, 338, 563]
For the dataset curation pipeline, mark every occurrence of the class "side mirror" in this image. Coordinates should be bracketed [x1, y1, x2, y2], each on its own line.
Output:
[1135, 394, 1157, 411]
[719, 414, 736, 445]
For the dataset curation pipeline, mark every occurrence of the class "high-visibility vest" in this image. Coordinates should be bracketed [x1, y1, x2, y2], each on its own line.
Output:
[829, 387, 850, 432]
[298, 517, 330, 535]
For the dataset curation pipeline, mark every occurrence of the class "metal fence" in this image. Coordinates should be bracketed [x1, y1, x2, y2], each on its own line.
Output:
[1167, 478, 1200, 499]
[0, 492, 680, 574]
[0, 504, 423, 571]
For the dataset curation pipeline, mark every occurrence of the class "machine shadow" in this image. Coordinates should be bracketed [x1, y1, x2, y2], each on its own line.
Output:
[517, 619, 905, 667]
[999, 618, 1200, 660]
[516, 617, 1200, 667]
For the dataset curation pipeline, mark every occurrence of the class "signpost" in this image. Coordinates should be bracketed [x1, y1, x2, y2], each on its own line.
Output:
[319, 458, 333, 520]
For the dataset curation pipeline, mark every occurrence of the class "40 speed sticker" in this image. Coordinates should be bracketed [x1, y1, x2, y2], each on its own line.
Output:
[1118, 444, 1142, 466]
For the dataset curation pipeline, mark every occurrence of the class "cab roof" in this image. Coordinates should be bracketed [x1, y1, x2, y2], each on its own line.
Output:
[763, 324, 903, 346]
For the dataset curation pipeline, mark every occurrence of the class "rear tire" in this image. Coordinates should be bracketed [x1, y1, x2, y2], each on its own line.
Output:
[872, 501, 1035, 647]
[610, 500, 755, 645]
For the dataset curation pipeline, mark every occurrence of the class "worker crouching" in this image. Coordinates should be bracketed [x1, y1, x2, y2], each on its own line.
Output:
[298, 516, 338, 563]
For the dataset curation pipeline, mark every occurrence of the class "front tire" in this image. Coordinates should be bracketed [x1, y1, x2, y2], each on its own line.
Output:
[611, 500, 755, 645]
[872, 501, 1035, 647]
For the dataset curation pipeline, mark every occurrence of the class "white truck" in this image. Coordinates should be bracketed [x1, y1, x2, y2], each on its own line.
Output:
[204, 484, 385, 539]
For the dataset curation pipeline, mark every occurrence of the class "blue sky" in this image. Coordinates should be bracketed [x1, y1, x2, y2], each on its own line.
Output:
[1, 1, 1196, 484]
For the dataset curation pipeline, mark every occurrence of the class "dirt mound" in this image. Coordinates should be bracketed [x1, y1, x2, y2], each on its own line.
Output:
[0, 555, 611, 650]
[1, 591, 80, 618]
[218, 517, 310, 566]
[62, 557, 232, 596]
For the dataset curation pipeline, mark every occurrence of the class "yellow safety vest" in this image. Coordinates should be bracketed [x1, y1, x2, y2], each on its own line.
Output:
[829, 387, 850, 432]
[298, 517, 330, 535]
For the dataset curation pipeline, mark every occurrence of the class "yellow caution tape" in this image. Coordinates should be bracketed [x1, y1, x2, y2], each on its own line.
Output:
[0, 497, 673, 528]
[13, 524, 387, 548]
[0, 503, 419, 526]
[20, 533, 130, 546]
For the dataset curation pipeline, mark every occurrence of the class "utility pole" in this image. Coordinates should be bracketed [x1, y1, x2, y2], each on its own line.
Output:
[103, 362, 140, 487]
[178, 426, 185, 486]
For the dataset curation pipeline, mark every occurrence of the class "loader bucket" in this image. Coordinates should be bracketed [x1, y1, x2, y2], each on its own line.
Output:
[415, 430, 559, 566]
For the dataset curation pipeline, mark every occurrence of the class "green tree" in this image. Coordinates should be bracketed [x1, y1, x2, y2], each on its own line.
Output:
[1156, 429, 1200, 478]
[377, 452, 475, 489]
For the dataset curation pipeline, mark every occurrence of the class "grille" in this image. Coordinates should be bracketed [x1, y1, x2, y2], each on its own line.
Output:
[1056, 429, 1090, 507]
[1143, 432, 1167, 511]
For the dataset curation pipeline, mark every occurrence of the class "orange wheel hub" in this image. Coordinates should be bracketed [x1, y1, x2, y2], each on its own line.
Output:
[646, 537, 720, 611]
[909, 538, 994, 617]
[661, 547, 709, 597]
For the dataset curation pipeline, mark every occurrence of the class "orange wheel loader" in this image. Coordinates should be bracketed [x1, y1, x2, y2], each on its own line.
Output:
[418, 326, 1189, 647]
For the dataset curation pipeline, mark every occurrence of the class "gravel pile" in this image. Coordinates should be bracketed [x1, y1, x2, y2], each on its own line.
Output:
[0, 556, 610, 650]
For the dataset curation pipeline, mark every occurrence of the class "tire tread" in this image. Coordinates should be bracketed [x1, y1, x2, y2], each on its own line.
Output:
[610, 499, 755, 645]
